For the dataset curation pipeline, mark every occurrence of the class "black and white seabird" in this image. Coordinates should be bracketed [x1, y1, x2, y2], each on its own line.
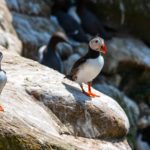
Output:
[54, 11, 88, 43]
[39, 32, 68, 73]
[65, 36, 107, 97]
[0, 52, 7, 111]
[68, 0, 111, 40]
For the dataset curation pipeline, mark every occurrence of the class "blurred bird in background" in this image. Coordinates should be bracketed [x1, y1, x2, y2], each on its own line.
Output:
[38, 32, 70, 73]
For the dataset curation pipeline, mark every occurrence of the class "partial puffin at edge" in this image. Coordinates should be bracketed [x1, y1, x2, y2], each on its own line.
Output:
[0, 52, 7, 111]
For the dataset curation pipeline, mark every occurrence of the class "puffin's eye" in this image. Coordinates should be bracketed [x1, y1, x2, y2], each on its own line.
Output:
[95, 40, 98, 43]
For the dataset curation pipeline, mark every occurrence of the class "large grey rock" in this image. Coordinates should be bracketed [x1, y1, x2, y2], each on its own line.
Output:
[5, 0, 52, 16]
[103, 37, 150, 104]
[104, 37, 150, 74]
[0, 29, 22, 54]
[0, 0, 22, 54]
[90, 0, 150, 44]
[0, 0, 16, 34]
[0, 47, 131, 149]
[94, 83, 139, 149]
[12, 12, 54, 60]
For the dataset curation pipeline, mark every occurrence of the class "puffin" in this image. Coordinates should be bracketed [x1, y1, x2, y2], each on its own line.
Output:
[54, 11, 88, 43]
[39, 32, 68, 73]
[68, 0, 110, 40]
[65, 36, 107, 97]
[0, 52, 7, 111]
[136, 126, 150, 150]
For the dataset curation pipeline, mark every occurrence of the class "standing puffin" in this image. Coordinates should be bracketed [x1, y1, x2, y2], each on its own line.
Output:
[65, 36, 107, 97]
[0, 52, 7, 111]
[39, 32, 68, 73]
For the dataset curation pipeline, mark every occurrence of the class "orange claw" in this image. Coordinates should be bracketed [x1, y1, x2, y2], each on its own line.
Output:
[80, 82, 100, 98]
[0, 105, 4, 112]
[83, 91, 100, 97]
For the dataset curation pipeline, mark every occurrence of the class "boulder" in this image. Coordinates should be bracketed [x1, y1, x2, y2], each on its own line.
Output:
[94, 83, 139, 149]
[104, 37, 150, 74]
[0, 47, 131, 149]
[11, 12, 55, 60]
[0, 0, 16, 34]
[0, 0, 22, 54]
[102, 37, 150, 103]
[0, 29, 22, 54]
[5, 0, 52, 16]
[89, 0, 150, 44]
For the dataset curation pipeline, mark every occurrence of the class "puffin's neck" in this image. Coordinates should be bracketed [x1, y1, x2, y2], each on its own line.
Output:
[87, 47, 100, 59]
[47, 37, 58, 51]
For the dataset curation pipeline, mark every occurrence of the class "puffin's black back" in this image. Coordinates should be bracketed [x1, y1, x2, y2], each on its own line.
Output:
[41, 34, 66, 72]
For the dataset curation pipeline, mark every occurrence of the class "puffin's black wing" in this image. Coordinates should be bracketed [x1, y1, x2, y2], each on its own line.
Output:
[65, 56, 87, 81]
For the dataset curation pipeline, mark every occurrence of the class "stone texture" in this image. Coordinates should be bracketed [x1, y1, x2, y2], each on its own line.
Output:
[90, 0, 150, 44]
[0, 29, 22, 54]
[104, 37, 150, 74]
[5, 0, 52, 16]
[0, 47, 131, 150]
[94, 83, 139, 148]
[0, 0, 16, 34]
[0, 0, 22, 54]
[11, 13, 66, 60]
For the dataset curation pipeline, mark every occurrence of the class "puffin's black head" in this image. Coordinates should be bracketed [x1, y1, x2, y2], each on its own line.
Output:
[89, 36, 107, 54]
[48, 32, 69, 50]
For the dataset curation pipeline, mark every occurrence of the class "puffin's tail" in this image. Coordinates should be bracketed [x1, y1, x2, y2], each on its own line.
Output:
[64, 75, 73, 80]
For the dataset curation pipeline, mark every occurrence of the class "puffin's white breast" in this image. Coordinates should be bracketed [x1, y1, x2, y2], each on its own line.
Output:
[76, 55, 104, 83]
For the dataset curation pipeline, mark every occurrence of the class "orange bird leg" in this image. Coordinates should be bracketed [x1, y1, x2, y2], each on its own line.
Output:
[0, 105, 4, 112]
[88, 82, 100, 97]
[80, 83, 100, 97]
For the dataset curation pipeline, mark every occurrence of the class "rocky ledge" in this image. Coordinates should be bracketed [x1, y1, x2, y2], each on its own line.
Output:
[0, 47, 131, 150]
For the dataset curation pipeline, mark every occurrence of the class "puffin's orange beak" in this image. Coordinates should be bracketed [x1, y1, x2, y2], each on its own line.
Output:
[101, 44, 107, 54]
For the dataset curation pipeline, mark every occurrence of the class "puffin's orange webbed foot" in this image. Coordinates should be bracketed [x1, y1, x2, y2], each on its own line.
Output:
[82, 91, 100, 97]
[80, 83, 100, 98]
[0, 105, 4, 112]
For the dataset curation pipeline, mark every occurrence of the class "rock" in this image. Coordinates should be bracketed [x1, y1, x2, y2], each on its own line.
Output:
[102, 37, 150, 103]
[89, 0, 150, 44]
[0, 47, 131, 149]
[0, 0, 16, 34]
[56, 42, 74, 60]
[12, 12, 54, 60]
[74, 43, 88, 57]
[94, 83, 139, 149]
[94, 84, 139, 122]
[104, 37, 150, 73]
[5, 0, 52, 16]
[0, 30, 22, 54]
[0, 0, 22, 54]
[63, 53, 81, 75]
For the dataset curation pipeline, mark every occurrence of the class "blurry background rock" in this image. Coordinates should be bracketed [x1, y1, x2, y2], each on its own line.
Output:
[0, 0, 149, 149]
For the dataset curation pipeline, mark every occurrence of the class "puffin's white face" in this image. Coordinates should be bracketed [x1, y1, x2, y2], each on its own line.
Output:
[89, 37, 107, 54]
